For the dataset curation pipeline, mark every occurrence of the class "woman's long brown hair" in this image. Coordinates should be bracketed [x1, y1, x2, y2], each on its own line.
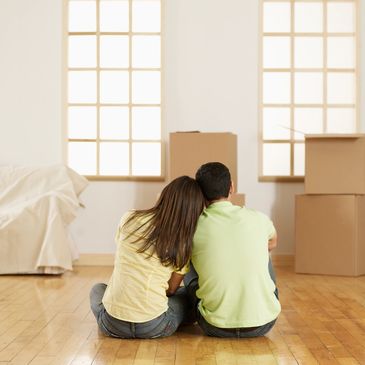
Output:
[123, 176, 205, 270]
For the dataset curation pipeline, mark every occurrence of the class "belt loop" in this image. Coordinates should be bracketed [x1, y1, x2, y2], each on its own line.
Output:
[236, 328, 240, 338]
[130, 322, 136, 338]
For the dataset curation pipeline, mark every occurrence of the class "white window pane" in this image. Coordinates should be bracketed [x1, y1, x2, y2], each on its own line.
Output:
[100, 36, 129, 68]
[295, 37, 323, 68]
[132, 142, 161, 176]
[69, 1, 96, 32]
[68, 71, 97, 103]
[295, 3, 323, 33]
[327, 108, 356, 133]
[68, 36, 96, 68]
[327, 3, 355, 33]
[132, 36, 160, 68]
[263, 73, 290, 104]
[132, 107, 161, 140]
[327, 73, 355, 104]
[263, 143, 291, 176]
[68, 142, 96, 175]
[294, 108, 323, 140]
[132, 1, 160, 32]
[263, 3, 291, 33]
[294, 143, 305, 176]
[100, 71, 129, 104]
[68, 107, 97, 139]
[100, 107, 129, 139]
[100, 142, 129, 175]
[327, 37, 355, 69]
[100, 1, 129, 32]
[132, 71, 160, 104]
[295, 73, 323, 104]
[263, 108, 290, 140]
[263, 37, 290, 69]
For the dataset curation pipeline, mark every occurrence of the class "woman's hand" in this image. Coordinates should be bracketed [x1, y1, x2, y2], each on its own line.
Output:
[166, 272, 184, 296]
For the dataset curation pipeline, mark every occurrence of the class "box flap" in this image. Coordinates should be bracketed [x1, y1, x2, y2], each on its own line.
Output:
[305, 133, 365, 139]
[173, 131, 200, 133]
[171, 131, 234, 135]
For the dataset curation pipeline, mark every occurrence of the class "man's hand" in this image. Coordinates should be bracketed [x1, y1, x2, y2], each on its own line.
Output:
[268, 233, 278, 252]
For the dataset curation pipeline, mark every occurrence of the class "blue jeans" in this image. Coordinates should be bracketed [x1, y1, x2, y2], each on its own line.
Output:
[90, 283, 189, 338]
[183, 258, 279, 338]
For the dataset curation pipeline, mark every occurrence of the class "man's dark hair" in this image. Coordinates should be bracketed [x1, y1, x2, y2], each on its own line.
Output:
[195, 162, 231, 202]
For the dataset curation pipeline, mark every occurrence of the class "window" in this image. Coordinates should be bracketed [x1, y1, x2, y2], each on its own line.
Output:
[260, 0, 358, 181]
[66, 0, 163, 179]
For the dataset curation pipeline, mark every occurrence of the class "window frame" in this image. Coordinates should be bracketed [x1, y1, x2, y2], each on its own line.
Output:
[259, 0, 360, 182]
[63, 0, 165, 181]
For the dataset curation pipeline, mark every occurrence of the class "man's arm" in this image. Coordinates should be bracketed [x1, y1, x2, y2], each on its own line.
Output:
[166, 272, 184, 296]
[268, 232, 278, 252]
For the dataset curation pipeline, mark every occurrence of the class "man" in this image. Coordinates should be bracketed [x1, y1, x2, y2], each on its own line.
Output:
[184, 162, 281, 338]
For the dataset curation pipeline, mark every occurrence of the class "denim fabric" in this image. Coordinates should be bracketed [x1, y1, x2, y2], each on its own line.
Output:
[90, 283, 189, 339]
[183, 258, 279, 338]
[197, 313, 276, 338]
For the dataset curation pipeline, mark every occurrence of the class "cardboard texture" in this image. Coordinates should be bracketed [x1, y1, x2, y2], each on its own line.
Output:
[169, 132, 238, 187]
[305, 134, 365, 194]
[231, 193, 245, 207]
[295, 195, 365, 276]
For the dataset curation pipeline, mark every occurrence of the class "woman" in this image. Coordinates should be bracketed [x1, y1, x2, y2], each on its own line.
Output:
[90, 176, 205, 338]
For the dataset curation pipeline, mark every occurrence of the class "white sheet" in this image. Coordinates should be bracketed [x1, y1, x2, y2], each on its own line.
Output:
[0, 165, 88, 274]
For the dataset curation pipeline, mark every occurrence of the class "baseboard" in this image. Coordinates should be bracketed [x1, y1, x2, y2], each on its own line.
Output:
[73, 253, 114, 266]
[74, 253, 294, 267]
[271, 254, 294, 267]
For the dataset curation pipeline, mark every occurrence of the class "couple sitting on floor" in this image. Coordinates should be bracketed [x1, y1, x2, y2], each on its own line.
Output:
[90, 162, 281, 339]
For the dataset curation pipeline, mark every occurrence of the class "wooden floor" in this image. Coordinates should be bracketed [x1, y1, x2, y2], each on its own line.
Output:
[1, 266, 365, 365]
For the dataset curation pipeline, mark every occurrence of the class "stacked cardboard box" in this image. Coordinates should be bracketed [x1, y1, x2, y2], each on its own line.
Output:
[295, 134, 365, 276]
[169, 132, 245, 206]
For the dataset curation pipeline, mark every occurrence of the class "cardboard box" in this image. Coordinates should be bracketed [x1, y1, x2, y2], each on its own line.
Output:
[305, 134, 365, 194]
[231, 193, 245, 207]
[295, 195, 365, 276]
[169, 132, 237, 187]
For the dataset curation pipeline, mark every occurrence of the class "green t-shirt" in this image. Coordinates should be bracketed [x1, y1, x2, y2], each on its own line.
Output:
[192, 201, 281, 328]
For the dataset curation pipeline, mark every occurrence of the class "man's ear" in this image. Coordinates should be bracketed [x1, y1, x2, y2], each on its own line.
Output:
[229, 181, 234, 196]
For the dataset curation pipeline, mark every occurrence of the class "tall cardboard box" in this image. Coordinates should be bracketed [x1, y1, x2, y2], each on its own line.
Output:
[169, 132, 237, 187]
[305, 134, 365, 194]
[295, 195, 365, 276]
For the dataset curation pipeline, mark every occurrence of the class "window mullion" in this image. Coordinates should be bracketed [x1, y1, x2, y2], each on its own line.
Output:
[323, 0, 328, 133]
[96, 0, 100, 175]
[128, 0, 133, 176]
[290, 0, 295, 177]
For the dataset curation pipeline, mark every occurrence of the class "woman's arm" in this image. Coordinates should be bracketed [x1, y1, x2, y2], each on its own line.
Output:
[166, 272, 184, 296]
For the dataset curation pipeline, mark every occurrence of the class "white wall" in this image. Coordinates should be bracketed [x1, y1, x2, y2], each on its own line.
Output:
[0, 1, 63, 166]
[0, 0, 363, 255]
[361, 0, 365, 131]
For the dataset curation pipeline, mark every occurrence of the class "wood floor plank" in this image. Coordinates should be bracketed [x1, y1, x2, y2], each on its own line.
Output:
[68, 337, 103, 365]
[337, 358, 361, 365]
[133, 340, 158, 365]
[89, 337, 121, 365]
[266, 328, 297, 364]
[193, 337, 217, 365]
[153, 336, 176, 365]
[215, 340, 236, 365]
[230, 339, 256, 364]
[109, 339, 139, 365]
